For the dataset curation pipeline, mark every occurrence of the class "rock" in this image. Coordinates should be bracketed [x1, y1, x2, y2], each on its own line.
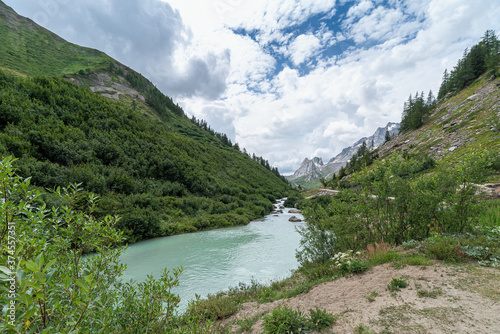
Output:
[288, 209, 301, 214]
[448, 146, 457, 152]
[288, 216, 302, 222]
[305, 189, 339, 200]
[477, 183, 500, 200]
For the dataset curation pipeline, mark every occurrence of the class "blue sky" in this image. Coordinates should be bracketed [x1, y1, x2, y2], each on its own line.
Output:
[5, 0, 500, 174]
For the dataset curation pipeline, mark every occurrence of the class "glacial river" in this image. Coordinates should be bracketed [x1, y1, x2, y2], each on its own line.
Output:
[119, 200, 304, 311]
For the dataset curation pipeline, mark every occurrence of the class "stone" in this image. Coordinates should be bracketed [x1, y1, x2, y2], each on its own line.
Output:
[288, 209, 301, 214]
[477, 183, 500, 200]
[288, 216, 302, 222]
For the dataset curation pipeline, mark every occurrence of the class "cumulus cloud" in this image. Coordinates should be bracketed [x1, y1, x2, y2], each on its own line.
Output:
[286, 34, 323, 66]
[5, 0, 500, 175]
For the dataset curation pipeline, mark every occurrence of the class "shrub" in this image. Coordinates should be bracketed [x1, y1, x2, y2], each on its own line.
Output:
[307, 307, 337, 331]
[262, 306, 308, 334]
[424, 236, 467, 262]
[262, 306, 337, 334]
[332, 250, 369, 274]
[296, 219, 337, 265]
[186, 292, 239, 321]
[388, 278, 409, 291]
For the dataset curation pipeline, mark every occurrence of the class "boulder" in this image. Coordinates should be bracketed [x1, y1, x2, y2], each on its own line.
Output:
[477, 183, 500, 200]
[288, 216, 302, 222]
[288, 209, 301, 214]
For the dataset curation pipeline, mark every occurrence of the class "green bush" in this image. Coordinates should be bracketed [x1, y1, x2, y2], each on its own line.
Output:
[262, 306, 308, 334]
[388, 278, 409, 291]
[296, 218, 337, 265]
[307, 307, 337, 331]
[186, 292, 240, 321]
[423, 236, 466, 262]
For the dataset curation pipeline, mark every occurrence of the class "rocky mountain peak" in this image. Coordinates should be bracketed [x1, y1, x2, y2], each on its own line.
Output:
[289, 122, 400, 186]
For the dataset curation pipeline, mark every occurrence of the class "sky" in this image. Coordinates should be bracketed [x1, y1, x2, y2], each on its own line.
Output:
[5, 0, 500, 174]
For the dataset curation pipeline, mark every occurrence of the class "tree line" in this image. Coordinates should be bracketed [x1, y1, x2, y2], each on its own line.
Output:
[401, 30, 500, 132]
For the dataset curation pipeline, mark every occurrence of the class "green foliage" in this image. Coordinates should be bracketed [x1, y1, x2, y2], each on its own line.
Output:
[301, 150, 496, 256]
[295, 218, 337, 265]
[0, 3, 111, 76]
[262, 306, 337, 334]
[307, 307, 338, 332]
[365, 291, 379, 302]
[417, 289, 442, 298]
[332, 250, 369, 274]
[0, 70, 289, 242]
[388, 278, 409, 291]
[477, 200, 500, 232]
[438, 30, 500, 99]
[284, 191, 304, 208]
[186, 292, 240, 321]
[400, 91, 436, 131]
[0, 157, 211, 333]
[353, 323, 376, 334]
[422, 236, 466, 262]
[263, 306, 308, 334]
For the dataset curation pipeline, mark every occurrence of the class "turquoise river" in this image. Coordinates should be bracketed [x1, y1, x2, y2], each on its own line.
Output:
[119, 199, 305, 311]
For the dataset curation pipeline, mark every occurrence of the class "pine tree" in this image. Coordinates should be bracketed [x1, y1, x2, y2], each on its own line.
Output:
[385, 130, 391, 143]
[438, 69, 450, 99]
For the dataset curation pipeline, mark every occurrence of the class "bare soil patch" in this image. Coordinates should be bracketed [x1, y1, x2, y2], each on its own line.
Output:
[226, 263, 500, 333]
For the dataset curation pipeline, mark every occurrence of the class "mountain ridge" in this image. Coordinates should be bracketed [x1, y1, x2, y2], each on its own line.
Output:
[289, 122, 400, 187]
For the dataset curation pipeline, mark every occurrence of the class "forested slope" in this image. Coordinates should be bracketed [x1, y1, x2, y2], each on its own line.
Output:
[0, 2, 290, 242]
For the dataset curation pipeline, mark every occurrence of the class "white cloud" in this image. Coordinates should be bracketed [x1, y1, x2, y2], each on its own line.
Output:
[345, 0, 374, 23]
[346, 5, 406, 43]
[5, 0, 500, 175]
[286, 34, 323, 66]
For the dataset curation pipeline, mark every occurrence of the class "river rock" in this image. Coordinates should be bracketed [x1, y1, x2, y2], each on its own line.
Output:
[288, 216, 302, 222]
[288, 209, 301, 214]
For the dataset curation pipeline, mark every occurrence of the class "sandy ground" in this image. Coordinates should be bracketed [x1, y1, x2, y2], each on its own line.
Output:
[225, 262, 500, 333]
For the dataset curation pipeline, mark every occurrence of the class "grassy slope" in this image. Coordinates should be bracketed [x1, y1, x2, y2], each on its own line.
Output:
[0, 1, 111, 76]
[378, 73, 500, 180]
[0, 2, 290, 242]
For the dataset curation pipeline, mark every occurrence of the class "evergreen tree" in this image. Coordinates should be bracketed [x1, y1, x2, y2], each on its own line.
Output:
[385, 130, 391, 143]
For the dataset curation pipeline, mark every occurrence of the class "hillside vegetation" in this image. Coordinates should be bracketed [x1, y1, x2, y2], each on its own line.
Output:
[0, 1, 111, 76]
[0, 2, 290, 243]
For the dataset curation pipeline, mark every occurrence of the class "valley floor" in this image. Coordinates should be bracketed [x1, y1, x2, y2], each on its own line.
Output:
[225, 262, 500, 333]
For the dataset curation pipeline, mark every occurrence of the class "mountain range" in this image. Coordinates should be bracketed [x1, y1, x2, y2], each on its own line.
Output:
[288, 122, 400, 187]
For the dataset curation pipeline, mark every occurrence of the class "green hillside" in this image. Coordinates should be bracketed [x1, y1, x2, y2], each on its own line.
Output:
[0, 1, 111, 76]
[0, 2, 290, 243]
[295, 33, 499, 269]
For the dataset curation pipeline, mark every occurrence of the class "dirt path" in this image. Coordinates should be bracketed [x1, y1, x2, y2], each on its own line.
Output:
[226, 263, 500, 333]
